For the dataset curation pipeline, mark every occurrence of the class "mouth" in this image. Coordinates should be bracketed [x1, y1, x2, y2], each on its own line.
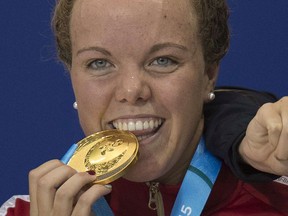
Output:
[109, 118, 164, 141]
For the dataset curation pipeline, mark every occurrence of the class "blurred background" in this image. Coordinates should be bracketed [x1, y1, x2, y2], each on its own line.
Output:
[0, 0, 287, 204]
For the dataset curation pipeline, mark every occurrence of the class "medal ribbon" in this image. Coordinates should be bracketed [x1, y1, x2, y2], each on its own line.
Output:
[61, 137, 221, 216]
[171, 137, 222, 216]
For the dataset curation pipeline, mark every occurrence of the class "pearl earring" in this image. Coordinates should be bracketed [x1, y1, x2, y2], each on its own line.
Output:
[208, 92, 215, 101]
[73, 102, 78, 110]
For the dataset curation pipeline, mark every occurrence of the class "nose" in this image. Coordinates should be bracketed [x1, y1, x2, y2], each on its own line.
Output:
[115, 71, 151, 105]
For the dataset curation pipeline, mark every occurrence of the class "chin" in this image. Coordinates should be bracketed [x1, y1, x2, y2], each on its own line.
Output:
[122, 161, 162, 183]
[123, 167, 152, 183]
[123, 172, 153, 183]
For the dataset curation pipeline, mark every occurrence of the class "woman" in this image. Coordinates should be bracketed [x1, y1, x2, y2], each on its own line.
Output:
[3, 0, 287, 215]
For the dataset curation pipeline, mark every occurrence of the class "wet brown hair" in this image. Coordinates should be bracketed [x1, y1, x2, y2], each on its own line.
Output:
[52, 0, 229, 68]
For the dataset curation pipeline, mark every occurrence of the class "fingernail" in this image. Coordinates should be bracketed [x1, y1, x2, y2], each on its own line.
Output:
[86, 170, 96, 175]
[105, 184, 112, 189]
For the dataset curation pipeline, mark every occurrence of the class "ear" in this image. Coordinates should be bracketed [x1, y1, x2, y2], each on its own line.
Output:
[203, 63, 219, 103]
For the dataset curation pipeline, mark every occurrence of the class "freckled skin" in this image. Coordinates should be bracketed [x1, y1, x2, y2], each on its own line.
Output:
[70, 0, 218, 184]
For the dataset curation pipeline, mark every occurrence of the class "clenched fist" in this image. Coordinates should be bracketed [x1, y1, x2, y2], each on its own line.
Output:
[240, 97, 288, 176]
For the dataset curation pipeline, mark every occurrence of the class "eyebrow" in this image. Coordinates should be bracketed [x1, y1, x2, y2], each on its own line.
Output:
[76, 46, 112, 56]
[149, 42, 189, 54]
[76, 42, 189, 57]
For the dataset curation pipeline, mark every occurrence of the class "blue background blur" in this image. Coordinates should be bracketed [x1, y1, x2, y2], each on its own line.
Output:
[0, 0, 287, 204]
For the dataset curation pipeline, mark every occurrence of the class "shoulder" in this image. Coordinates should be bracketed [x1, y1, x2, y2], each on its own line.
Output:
[243, 177, 288, 215]
[203, 164, 288, 215]
[0, 195, 30, 216]
[213, 87, 277, 104]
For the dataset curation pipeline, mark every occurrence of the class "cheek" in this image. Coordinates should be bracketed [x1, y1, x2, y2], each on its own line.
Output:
[71, 76, 113, 134]
[160, 73, 204, 118]
[164, 73, 204, 149]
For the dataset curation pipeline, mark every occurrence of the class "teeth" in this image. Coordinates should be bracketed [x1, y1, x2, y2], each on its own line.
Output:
[149, 120, 154, 129]
[123, 122, 128, 130]
[128, 122, 136, 131]
[136, 121, 143, 130]
[143, 121, 149, 130]
[112, 119, 163, 132]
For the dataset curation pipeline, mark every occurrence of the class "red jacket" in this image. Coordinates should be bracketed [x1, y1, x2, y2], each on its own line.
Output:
[3, 164, 287, 216]
[108, 164, 287, 216]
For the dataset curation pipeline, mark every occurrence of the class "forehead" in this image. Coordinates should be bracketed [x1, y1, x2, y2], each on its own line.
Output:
[70, 0, 199, 50]
[72, 0, 195, 19]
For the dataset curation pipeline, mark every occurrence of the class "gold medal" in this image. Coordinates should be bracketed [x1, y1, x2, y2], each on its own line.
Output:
[67, 130, 139, 184]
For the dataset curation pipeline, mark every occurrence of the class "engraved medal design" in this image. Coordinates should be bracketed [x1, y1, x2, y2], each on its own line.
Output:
[67, 130, 139, 184]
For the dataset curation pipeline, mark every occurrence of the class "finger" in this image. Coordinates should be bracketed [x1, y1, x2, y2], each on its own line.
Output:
[36, 164, 77, 216]
[72, 184, 112, 216]
[29, 159, 63, 216]
[52, 171, 97, 216]
[274, 98, 288, 161]
[256, 103, 282, 148]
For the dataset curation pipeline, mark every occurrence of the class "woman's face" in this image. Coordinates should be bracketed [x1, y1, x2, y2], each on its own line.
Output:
[70, 0, 217, 183]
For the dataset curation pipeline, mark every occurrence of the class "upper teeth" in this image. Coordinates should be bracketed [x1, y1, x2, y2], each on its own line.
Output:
[112, 119, 162, 131]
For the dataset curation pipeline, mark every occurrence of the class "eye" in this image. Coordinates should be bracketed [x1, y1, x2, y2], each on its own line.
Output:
[150, 57, 176, 67]
[87, 59, 113, 70]
[148, 56, 179, 73]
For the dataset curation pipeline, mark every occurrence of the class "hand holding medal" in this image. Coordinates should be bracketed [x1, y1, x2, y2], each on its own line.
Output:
[62, 130, 139, 184]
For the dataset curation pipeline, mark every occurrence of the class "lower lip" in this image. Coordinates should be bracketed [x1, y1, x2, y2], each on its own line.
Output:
[137, 134, 152, 141]
[135, 124, 163, 146]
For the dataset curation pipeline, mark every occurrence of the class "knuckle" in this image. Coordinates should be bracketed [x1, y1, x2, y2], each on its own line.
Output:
[77, 194, 93, 207]
[268, 122, 282, 132]
[271, 165, 288, 176]
[28, 169, 39, 182]
[277, 96, 288, 110]
[55, 188, 72, 200]
[37, 176, 51, 189]
[29, 159, 63, 181]
[275, 153, 288, 161]
[62, 164, 76, 173]
[255, 103, 272, 120]
[279, 96, 288, 103]
[258, 102, 273, 114]
[51, 159, 64, 166]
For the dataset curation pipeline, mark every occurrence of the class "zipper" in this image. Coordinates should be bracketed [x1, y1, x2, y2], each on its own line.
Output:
[147, 182, 165, 216]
